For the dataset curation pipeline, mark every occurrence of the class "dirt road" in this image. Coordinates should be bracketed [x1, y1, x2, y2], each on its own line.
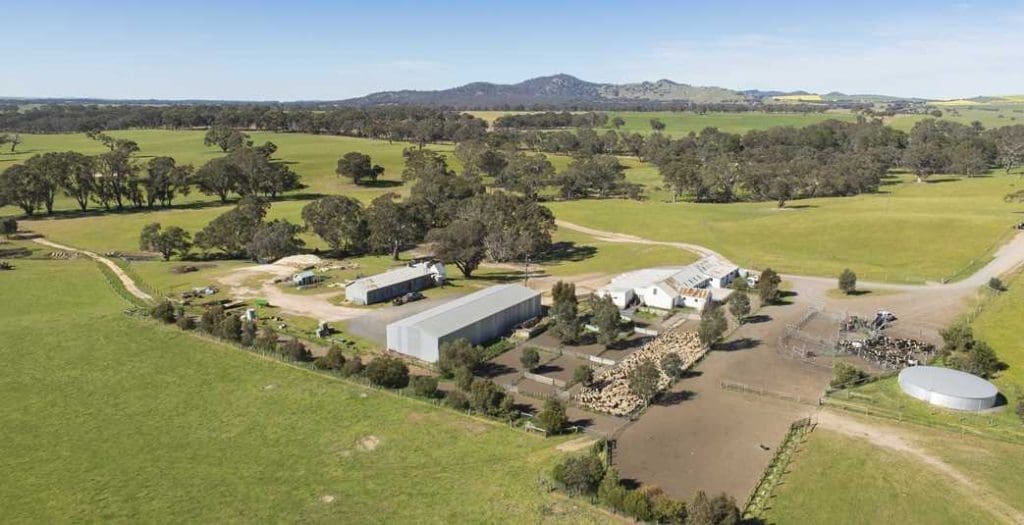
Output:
[556, 220, 1024, 293]
[33, 238, 153, 302]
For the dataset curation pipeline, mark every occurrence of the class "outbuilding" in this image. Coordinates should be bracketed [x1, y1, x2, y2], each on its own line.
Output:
[292, 270, 317, 287]
[385, 284, 542, 363]
[345, 261, 446, 305]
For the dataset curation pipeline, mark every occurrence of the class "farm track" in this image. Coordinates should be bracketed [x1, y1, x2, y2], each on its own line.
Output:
[555, 219, 1024, 292]
[32, 238, 153, 302]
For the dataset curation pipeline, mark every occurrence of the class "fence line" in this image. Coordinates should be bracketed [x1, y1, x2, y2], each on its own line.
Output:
[743, 417, 815, 519]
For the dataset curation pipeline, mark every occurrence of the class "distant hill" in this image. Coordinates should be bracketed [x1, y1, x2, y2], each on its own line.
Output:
[338, 74, 750, 108]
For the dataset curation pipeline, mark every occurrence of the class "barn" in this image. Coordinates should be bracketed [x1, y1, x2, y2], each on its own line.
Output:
[345, 261, 446, 305]
[385, 284, 542, 363]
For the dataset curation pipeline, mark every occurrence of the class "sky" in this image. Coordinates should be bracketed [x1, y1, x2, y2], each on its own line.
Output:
[2, 0, 1023, 101]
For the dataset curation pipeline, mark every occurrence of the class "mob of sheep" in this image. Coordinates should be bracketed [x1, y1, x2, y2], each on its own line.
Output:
[575, 328, 705, 417]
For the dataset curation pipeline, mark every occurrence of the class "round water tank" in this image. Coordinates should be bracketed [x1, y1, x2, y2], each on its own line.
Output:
[898, 366, 998, 411]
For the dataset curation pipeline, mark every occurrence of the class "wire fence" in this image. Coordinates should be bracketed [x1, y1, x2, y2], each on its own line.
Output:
[743, 417, 815, 519]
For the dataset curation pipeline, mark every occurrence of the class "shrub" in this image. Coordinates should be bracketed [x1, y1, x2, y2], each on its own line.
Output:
[468, 378, 509, 417]
[175, 311, 195, 331]
[314, 345, 346, 370]
[838, 268, 857, 294]
[831, 361, 869, 389]
[988, 277, 1006, 292]
[281, 339, 312, 362]
[219, 314, 242, 342]
[254, 327, 278, 353]
[445, 390, 470, 410]
[552, 454, 605, 496]
[520, 347, 541, 371]
[536, 397, 568, 435]
[0, 217, 16, 236]
[199, 305, 224, 334]
[698, 305, 727, 347]
[598, 467, 628, 510]
[660, 353, 684, 380]
[366, 356, 410, 389]
[727, 291, 750, 323]
[150, 300, 176, 324]
[341, 355, 364, 377]
[572, 364, 594, 386]
[437, 338, 483, 377]
[687, 490, 740, 525]
[755, 268, 782, 304]
[454, 365, 475, 391]
[411, 375, 439, 398]
[0, 261, 12, 271]
[622, 489, 654, 522]
[240, 320, 257, 347]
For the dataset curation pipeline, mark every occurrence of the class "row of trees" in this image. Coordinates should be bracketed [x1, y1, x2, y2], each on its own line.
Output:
[0, 131, 299, 215]
[493, 111, 610, 129]
[0, 105, 488, 145]
[552, 445, 741, 524]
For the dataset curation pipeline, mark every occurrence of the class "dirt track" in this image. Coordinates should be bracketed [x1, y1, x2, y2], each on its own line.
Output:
[816, 410, 1024, 525]
[32, 238, 153, 302]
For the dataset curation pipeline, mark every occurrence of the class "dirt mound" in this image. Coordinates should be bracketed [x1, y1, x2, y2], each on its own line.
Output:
[356, 435, 381, 451]
[273, 254, 323, 269]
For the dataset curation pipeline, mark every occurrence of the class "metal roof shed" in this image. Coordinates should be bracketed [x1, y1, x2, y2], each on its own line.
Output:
[386, 284, 542, 363]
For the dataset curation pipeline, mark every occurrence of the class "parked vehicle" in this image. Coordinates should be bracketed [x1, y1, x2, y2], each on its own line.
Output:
[392, 291, 424, 306]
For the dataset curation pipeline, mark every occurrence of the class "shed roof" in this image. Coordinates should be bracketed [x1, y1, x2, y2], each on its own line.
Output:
[691, 255, 737, 280]
[388, 284, 540, 338]
[348, 263, 438, 292]
[293, 270, 316, 281]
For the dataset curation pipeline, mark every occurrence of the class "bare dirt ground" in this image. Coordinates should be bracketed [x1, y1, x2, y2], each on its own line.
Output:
[555, 221, 1024, 504]
[816, 409, 1024, 525]
[215, 259, 366, 322]
[613, 296, 828, 500]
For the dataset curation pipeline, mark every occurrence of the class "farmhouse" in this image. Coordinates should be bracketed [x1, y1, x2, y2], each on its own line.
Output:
[345, 261, 446, 305]
[598, 255, 738, 310]
[386, 284, 542, 363]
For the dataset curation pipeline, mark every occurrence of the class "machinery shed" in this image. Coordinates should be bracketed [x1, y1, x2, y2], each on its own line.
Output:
[898, 366, 999, 411]
[345, 261, 445, 305]
[385, 284, 541, 363]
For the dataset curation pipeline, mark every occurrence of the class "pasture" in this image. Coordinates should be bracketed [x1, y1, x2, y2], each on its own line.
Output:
[0, 255, 609, 523]
[549, 172, 1024, 284]
[5, 129, 1023, 285]
[763, 428, 1007, 524]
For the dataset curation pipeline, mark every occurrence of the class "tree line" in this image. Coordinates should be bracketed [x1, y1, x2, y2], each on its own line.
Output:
[0, 104, 487, 146]
[0, 130, 299, 215]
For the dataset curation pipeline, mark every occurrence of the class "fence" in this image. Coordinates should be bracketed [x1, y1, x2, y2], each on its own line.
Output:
[743, 417, 815, 519]
[95, 260, 150, 309]
[523, 372, 567, 389]
[720, 380, 822, 407]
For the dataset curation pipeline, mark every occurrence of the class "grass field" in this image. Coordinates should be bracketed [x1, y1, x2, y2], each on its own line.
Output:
[763, 429, 1003, 524]
[0, 130, 457, 216]
[0, 256, 608, 523]
[549, 172, 1024, 283]
[6, 129, 1023, 284]
[972, 268, 1024, 391]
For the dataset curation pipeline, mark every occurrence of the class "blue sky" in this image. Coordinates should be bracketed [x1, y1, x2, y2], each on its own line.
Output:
[3, 0, 1023, 100]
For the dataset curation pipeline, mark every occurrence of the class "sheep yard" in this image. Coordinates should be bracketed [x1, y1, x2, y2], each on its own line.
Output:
[0, 254, 610, 524]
